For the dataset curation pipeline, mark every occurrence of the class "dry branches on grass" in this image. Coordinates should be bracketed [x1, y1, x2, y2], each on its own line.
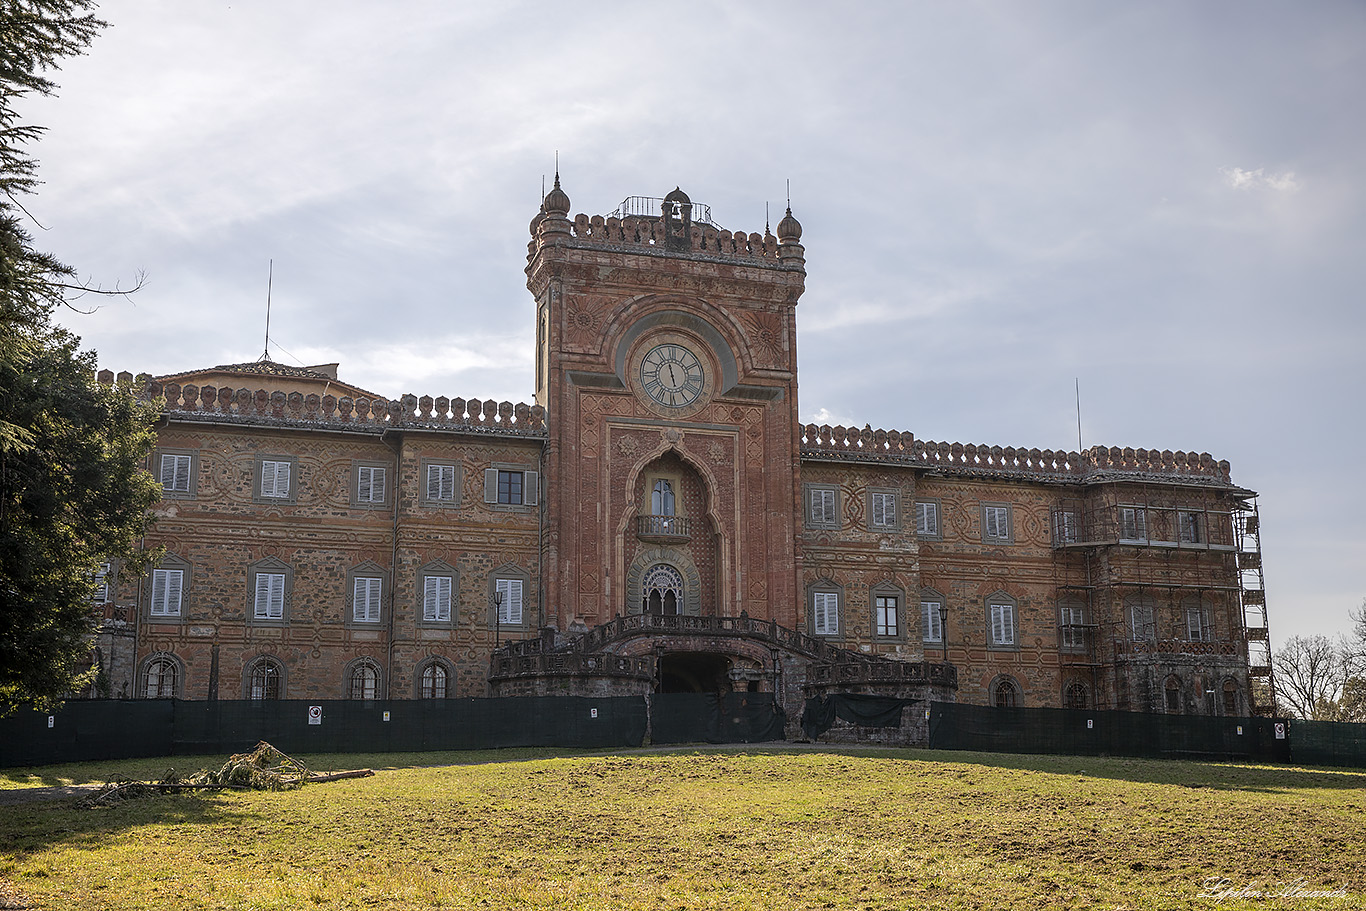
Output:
[76, 742, 372, 808]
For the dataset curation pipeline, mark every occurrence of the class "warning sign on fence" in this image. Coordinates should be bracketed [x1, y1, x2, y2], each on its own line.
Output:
[308, 705, 322, 725]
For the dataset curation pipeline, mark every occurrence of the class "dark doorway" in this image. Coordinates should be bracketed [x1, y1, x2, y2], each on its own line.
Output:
[658, 652, 731, 693]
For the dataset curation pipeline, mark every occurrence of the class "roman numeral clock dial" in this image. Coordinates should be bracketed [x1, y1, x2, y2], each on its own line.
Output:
[640, 344, 705, 409]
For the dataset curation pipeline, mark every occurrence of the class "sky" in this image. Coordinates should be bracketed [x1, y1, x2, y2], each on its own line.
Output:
[22, 1, 1366, 645]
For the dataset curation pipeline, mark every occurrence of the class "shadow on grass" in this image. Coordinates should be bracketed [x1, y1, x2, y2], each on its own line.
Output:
[790, 743, 1366, 793]
[0, 790, 252, 857]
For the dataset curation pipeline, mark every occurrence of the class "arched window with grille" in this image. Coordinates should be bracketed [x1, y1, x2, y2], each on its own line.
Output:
[143, 655, 178, 698]
[993, 676, 1020, 708]
[349, 661, 380, 700]
[1064, 681, 1088, 709]
[641, 563, 684, 615]
[420, 662, 448, 699]
[248, 658, 283, 700]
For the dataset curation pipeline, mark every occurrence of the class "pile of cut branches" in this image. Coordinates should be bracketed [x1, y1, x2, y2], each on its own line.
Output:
[77, 742, 372, 808]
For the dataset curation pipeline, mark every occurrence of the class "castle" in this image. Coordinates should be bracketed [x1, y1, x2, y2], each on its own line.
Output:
[90, 179, 1273, 732]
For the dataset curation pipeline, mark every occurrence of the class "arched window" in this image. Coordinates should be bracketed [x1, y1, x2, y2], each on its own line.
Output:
[349, 661, 380, 700]
[651, 479, 676, 516]
[421, 663, 448, 699]
[993, 677, 1020, 708]
[1222, 679, 1239, 715]
[1064, 681, 1088, 709]
[248, 658, 283, 700]
[1164, 675, 1182, 713]
[144, 656, 178, 698]
[641, 564, 684, 615]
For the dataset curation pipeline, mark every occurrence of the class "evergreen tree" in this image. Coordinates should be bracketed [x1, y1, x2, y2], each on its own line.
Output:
[1, 1, 161, 711]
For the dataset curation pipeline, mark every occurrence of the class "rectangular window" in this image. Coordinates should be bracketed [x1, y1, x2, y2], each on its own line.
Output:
[874, 595, 899, 637]
[260, 460, 292, 499]
[356, 465, 386, 503]
[424, 576, 452, 622]
[869, 491, 897, 529]
[254, 572, 285, 620]
[916, 501, 940, 538]
[1130, 603, 1156, 641]
[93, 562, 111, 603]
[1186, 607, 1206, 642]
[496, 578, 523, 625]
[1052, 509, 1078, 544]
[807, 487, 837, 527]
[922, 600, 943, 643]
[812, 591, 839, 635]
[484, 468, 538, 507]
[1060, 605, 1085, 649]
[1179, 511, 1202, 544]
[159, 454, 191, 493]
[983, 505, 1012, 542]
[426, 464, 457, 502]
[1119, 506, 1147, 541]
[353, 577, 382, 623]
[151, 569, 182, 617]
[989, 602, 1015, 647]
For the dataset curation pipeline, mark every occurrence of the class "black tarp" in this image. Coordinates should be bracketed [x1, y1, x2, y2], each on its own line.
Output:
[801, 693, 917, 740]
[1289, 719, 1366, 768]
[928, 702, 1293, 764]
[649, 693, 786, 744]
[0, 696, 649, 767]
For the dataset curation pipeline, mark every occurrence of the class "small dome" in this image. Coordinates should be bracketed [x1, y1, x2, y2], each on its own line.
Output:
[529, 204, 546, 237]
[776, 206, 802, 243]
[543, 174, 571, 217]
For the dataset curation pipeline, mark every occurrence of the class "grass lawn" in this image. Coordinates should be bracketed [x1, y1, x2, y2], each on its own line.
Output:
[1, 747, 1363, 910]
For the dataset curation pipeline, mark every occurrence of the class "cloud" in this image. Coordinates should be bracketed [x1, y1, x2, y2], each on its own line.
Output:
[1221, 167, 1302, 192]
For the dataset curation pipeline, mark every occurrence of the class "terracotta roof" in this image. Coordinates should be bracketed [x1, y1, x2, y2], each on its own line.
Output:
[156, 360, 380, 399]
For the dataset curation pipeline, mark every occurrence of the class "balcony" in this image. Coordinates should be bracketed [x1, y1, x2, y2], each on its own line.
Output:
[636, 514, 692, 544]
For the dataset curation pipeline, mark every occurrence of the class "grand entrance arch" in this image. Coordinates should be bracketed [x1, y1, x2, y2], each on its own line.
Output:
[658, 652, 731, 692]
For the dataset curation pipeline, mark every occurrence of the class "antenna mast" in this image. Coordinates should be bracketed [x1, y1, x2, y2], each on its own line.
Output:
[261, 259, 274, 361]
[1075, 377, 1083, 452]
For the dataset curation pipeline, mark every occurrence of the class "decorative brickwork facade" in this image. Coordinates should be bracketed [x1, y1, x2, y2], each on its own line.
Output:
[92, 179, 1269, 732]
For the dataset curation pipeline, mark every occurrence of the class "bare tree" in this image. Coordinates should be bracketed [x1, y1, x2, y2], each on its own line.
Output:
[1274, 635, 1349, 720]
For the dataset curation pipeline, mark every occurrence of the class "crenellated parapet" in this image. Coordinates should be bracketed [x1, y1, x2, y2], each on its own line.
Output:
[529, 179, 805, 268]
[561, 213, 783, 260]
[95, 369, 546, 436]
[799, 422, 1233, 484]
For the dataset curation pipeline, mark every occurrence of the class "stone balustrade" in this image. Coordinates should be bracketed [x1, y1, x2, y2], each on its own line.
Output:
[805, 659, 957, 688]
[95, 370, 545, 436]
[1113, 638, 1243, 658]
[799, 422, 1232, 483]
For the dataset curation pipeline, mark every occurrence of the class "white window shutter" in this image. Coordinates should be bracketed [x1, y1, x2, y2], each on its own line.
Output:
[496, 578, 523, 624]
[151, 570, 166, 614]
[523, 471, 538, 506]
[484, 468, 498, 503]
[174, 456, 190, 491]
[440, 466, 455, 501]
[424, 576, 451, 622]
[354, 578, 381, 622]
[358, 467, 372, 502]
[165, 570, 182, 615]
[160, 454, 176, 488]
[371, 467, 385, 502]
[255, 573, 271, 617]
[426, 465, 440, 501]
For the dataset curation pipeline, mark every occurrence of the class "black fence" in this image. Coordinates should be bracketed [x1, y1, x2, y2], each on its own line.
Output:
[929, 703, 1295, 763]
[649, 693, 785, 745]
[5, 698, 1366, 769]
[1, 697, 648, 768]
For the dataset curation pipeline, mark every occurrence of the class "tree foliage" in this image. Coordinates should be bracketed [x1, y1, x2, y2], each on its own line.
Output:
[1, 1, 161, 712]
[1273, 620, 1366, 722]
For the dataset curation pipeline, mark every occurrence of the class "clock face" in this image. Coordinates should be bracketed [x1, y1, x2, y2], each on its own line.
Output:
[640, 344, 705, 409]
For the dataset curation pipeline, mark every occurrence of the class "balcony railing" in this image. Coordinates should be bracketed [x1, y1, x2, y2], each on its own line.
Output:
[636, 514, 691, 541]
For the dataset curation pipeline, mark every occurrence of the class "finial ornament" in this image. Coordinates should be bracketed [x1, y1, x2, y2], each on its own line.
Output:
[543, 162, 571, 217]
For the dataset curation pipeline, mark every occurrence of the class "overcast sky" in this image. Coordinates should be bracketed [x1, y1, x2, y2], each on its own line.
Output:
[26, 1, 1366, 645]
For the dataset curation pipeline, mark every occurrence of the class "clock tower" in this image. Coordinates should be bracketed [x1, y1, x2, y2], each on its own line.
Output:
[526, 179, 807, 634]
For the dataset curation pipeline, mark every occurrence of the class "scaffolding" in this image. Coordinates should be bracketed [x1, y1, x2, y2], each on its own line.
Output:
[1234, 498, 1276, 715]
[1049, 483, 1259, 714]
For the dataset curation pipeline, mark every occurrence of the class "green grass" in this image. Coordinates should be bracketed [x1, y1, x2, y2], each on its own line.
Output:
[2, 748, 1364, 910]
